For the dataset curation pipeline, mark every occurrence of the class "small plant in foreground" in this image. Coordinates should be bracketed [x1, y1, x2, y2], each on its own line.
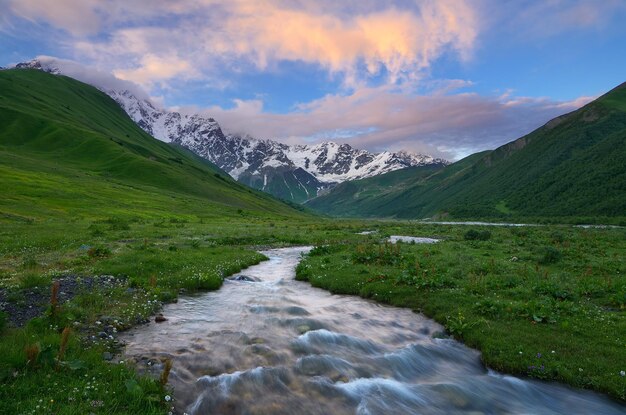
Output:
[25, 343, 40, 368]
[527, 352, 549, 380]
[445, 311, 479, 338]
[87, 246, 111, 258]
[50, 280, 60, 317]
[160, 358, 173, 385]
[56, 327, 71, 369]
[0, 311, 6, 333]
[18, 272, 49, 289]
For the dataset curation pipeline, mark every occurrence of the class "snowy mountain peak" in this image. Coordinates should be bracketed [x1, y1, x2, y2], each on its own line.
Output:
[14, 59, 61, 75]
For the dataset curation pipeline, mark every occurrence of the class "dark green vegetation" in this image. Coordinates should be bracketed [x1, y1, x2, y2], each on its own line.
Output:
[307, 83, 626, 221]
[239, 167, 325, 204]
[296, 225, 626, 401]
[305, 163, 446, 216]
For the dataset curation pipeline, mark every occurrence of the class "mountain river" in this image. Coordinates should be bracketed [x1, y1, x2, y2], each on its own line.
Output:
[120, 247, 625, 414]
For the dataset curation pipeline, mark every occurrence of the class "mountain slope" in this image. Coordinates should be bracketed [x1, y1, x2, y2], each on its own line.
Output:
[307, 83, 626, 219]
[0, 69, 306, 220]
[304, 163, 447, 217]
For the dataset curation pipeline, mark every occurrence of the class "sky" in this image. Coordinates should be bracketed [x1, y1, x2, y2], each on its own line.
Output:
[1, 0, 626, 160]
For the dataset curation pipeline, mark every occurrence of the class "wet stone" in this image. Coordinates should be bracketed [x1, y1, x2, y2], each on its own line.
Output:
[284, 306, 310, 316]
[155, 313, 167, 323]
[228, 275, 258, 282]
[296, 325, 311, 334]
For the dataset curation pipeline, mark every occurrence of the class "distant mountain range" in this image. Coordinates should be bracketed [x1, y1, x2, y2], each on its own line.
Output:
[11, 59, 446, 203]
[307, 82, 626, 220]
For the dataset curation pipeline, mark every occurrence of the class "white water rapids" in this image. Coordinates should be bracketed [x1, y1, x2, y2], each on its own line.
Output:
[120, 247, 625, 414]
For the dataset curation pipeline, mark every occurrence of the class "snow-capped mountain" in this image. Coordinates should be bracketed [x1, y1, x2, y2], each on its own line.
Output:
[108, 89, 447, 201]
[14, 59, 61, 74]
[10, 59, 448, 202]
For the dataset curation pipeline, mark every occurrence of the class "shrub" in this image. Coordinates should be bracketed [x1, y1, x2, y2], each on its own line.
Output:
[0, 311, 7, 333]
[537, 246, 562, 264]
[609, 285, 626, 309]
[106, 217, 130, 231]
[308, 245, 337, 256]
[18, 272, 50, 289]
[445, 311, 479, 338]
[87, 246, 111, 258]
[473, 298, 506, 317]
[464, 229, 491, 241]
[352, 243, 403, 265]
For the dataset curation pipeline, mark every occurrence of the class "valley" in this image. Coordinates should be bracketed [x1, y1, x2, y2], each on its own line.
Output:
[0, 61, 624, 414]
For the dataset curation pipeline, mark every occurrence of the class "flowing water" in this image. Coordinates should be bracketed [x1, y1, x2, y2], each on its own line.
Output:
[121, 247, 625, 414]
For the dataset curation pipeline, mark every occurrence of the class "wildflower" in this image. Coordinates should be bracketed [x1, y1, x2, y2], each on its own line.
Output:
[165, 395, 172, 402]
[620, 371, 625, 377]
[536, 353, 542, 358]
[551, 350, 555, 354]
[579, 368, 583, 372]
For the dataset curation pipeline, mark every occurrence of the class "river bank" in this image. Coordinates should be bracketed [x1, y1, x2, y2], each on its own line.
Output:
[120, 247, 626, 414]
[296, 225, 626, 402]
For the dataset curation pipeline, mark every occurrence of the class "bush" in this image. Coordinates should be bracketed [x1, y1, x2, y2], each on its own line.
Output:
[87, 246, 111, 258]
[464, 229, 491, 241]
[537, 246, 562, 264]
[0, 311, 7, 333]
[106, 217, 130, 231]
[308, 245, 336, 256]
[18, 272, 51, 289]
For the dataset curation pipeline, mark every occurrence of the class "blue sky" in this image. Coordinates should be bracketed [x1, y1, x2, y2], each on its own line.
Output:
[1, 0, 625, 159]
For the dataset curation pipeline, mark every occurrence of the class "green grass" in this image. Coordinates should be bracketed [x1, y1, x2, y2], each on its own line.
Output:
[296, 225, 626, 401]
[0, 323, 164, 414]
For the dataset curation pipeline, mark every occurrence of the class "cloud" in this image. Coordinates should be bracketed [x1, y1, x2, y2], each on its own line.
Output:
[202, 85, 592, 160]
[488, 0, 626, 38]
[113, 54, 197, 87]
[3, 0, 101, 36]
[33, 55, 150, 100]
[2, 0, 480, 87]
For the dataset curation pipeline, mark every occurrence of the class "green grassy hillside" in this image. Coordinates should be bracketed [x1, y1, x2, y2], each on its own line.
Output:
[305, 163, 446, 217]
[307, 83, 626, 221]
[0, 69, 305, 222]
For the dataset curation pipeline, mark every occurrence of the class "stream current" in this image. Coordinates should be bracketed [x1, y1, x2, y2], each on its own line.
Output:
[121, 247, 625, 414]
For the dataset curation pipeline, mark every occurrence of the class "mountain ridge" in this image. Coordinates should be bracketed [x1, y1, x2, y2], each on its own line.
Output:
[307, 82, 626, 220]
[0, 68, 306, 220]
[9, 59, 447, 203]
